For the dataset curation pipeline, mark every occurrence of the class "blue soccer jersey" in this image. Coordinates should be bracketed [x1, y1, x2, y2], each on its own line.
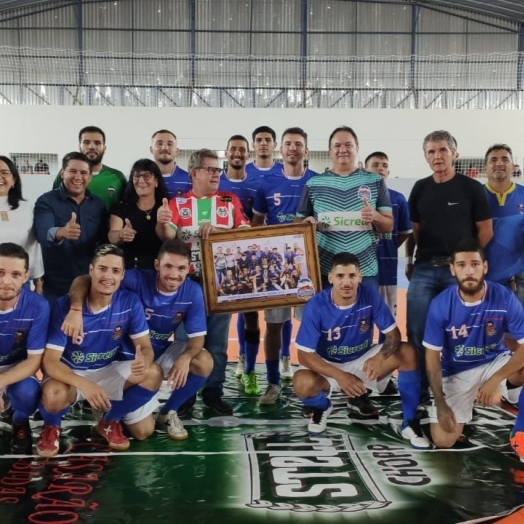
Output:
[218, 172, 262, 220]
[484, 182, 524, 218]
[377, 189, 412, 286]
[253, 167, 317, 225]
[163, 166, 191, 200]
[121, 270, 207, 360]
[0, 288, 49, 367]
[46, 289, 149, 371]
[423, 282, 524, 377]
[245, 160, 280, 177]
[296, 285, 396, 363]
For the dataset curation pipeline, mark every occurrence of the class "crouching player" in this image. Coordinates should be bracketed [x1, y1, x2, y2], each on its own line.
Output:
[424, 241, 524, 458]
[63, 239, 213, 441]
[36, 244, 163, 457]
[0, 243, 50, 453]
[293, 252, 430, 449]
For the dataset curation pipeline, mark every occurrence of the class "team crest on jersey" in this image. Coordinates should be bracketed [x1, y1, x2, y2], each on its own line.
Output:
[485, 321, 496, 337]
[173, 311, 184, 324]
[358, 186, 371, 201]
[107, 186, 116, 196]
[112, 325, 123, 340]
[217, 206, 228, 218]
[220, 195, 232, 203]
[180, 230, 192, 241]
[14, 330, 24, 345]
[180, 208, 191, 219]
[358, 319, 370, 334]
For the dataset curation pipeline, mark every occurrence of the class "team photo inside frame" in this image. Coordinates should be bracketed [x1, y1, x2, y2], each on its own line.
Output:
[200, 222, 321, 315]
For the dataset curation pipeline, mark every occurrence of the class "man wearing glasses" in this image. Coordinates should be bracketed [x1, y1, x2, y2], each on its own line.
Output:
[156, 149, 250, 415]
[33, 152, 107, 306]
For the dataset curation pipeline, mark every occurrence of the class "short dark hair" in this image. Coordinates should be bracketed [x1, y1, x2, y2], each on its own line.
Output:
[226, 135, 250, 150]
[484, 143, 513, 165]
[91, 244, 125, 265]
[0, 156, 24, 210]
[151, 129, 177, 141]
[364, 151, 389, 166]
[157, 239, 191, 261]
[328, 126, 359, 149]
[451, 239, 486, 263]
[123, 158, 168, 204]
[252, 126, 276, 142]
[281, 127, 308, 147]
[78, 126, 106, 144]
[0, 242, 29, 271]
[61, 151, 92, 172]
[330, 252, 361, 270]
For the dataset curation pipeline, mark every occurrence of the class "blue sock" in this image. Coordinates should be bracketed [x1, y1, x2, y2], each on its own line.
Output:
[397, 369, 421, 428]
[161, 373, 207, 414]
[514, 388, 524, 433]
[266, 359, 280, 385]
[237, 314, 246, 356]
[301, 391, 330, 410]
[103, 385, 156, 423]
[7, 378, 39, 424]
[38, 401, 70, 427]
[280, 319, 292, 358]
[244, 329, 260, 374]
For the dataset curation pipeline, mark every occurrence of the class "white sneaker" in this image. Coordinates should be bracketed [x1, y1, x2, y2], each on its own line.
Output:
[235, 355, 245, 378]
[308, 403, 333, 435]
[280, 356, 294, 380]
[401, 420, 431, 449]
[259, 384, 281, 405]
[157, 410, 188, 441]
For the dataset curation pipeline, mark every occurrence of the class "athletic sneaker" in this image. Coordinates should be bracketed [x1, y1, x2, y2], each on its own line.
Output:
[157, 410, 188, 441]
[11, 420, 33, 455]
[177, 394, 197, 417]
[510, 430, 524, 460]
[280, 356, 294, 380]
[347, 393, 379, 418]
[235, 355, 245, 378]
[96, 420, 130, 451]
[203, 397, 233, 415]
[241, 371, 260, 395]
[308, 403, 334, 435]
[36, 425, 61, 457]
[401, 420, 431, 449]
[259, 384, 281, 405]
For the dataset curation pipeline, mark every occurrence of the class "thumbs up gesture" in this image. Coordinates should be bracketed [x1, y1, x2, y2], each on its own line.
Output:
[120, 218, 137, 243]
[157, 197, 172, 225]
[131, 344, 146, 376]
[57, 211, 81, 241]
[361, 197, 374, 224]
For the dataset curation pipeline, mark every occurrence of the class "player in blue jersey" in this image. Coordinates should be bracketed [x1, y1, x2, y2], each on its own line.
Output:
[0, 243, 50, 454]
[63, 239, 213, 441]
[245, 126, 280, 177]
[150, 130, 191, 199]
[293, 252, 429, 448]
[36, 244, 163, 457]
[424, 241, 524, 458]
[252, 127, 318, 404]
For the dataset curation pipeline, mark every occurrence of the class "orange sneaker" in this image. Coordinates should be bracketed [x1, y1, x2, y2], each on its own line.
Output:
[510, 430, 524, 460]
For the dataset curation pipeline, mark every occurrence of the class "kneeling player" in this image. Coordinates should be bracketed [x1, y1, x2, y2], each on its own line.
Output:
[63, 239, 213, 440]
[36, 244, 162, 457]
[293, 253, 430, 449]
[0, 243, 50, 453]
[424, 241, 524, 457]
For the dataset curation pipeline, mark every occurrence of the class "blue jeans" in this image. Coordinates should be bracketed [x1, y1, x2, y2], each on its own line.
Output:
[406, 263, 456, 390]
[176, 313, 232, 401]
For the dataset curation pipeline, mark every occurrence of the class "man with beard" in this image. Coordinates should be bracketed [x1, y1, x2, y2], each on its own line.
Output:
[424, 240, 524, 457]
[150, 129, 191, 199]
[52, 126, 126, 211]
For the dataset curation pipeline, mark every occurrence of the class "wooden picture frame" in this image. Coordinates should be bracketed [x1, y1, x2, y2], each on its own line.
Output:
[200, 222, 322, 315]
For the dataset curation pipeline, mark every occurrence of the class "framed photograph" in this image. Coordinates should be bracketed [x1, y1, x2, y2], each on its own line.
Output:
[201, 222, 322, 315]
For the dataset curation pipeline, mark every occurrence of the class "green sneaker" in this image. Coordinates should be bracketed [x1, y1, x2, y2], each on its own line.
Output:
[241, 371, 260, 395]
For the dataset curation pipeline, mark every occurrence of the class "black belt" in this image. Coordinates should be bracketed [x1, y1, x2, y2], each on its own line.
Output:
[430, 256, 451, 267]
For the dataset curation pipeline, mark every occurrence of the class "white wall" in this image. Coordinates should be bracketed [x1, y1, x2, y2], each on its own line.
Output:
[2, 105, 524, 203]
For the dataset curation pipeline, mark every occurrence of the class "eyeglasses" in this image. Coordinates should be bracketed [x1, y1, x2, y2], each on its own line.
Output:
[132, 172, 154, 181]
[196, 166, 222, 175]
[0, 171, 12, 179]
